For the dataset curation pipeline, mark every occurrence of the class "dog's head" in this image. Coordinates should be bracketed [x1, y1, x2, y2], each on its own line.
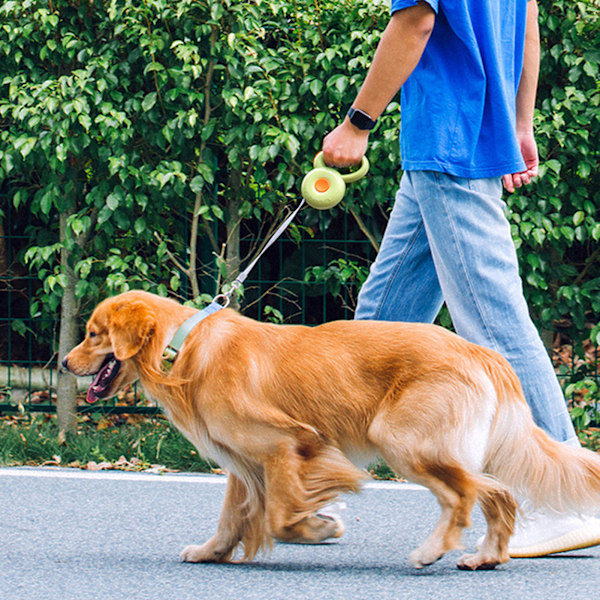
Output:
[63, 292, 158, 403]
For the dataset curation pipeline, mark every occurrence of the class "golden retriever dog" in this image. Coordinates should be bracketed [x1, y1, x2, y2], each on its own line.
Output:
[63, 290, 600, 570]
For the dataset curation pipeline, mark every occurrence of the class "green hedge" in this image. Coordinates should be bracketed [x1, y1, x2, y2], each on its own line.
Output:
[0, 0, 598, 342]
[512, 0, 600, 336]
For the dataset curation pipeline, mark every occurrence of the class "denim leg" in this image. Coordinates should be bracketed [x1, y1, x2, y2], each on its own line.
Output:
[356, 170, 576, 444]
[409, 171, 577, 444]
[355, 173, 444, 323]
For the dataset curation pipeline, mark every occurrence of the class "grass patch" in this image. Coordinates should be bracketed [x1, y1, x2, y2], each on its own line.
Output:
[0, 413, 216, 473]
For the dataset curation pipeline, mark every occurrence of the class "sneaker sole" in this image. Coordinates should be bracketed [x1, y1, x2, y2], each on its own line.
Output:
[510, 525, 600, 558]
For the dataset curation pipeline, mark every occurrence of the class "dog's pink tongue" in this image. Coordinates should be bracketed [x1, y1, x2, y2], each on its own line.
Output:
[85, 356, 119, 404]
[86, 368, 103, 403]
[86, 386, 99, 404]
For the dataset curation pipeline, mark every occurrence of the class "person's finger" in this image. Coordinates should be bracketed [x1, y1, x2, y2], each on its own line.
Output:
[513, 173, 523, 189]
[502, 174, 515, 193]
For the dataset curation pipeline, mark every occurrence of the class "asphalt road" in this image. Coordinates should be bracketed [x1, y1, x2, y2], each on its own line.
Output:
[0, 467, 598, 600]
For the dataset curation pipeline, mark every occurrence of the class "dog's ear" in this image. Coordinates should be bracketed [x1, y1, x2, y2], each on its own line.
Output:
[108, 300, 156, 360]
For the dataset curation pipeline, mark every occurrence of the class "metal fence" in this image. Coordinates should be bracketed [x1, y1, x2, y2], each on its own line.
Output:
[1, 192, 598, 421]
[0, 193, 379, 414]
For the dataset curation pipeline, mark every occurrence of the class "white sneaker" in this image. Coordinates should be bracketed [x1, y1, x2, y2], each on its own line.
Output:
[508, 510, 600, 558]
[477, 508, 600, 558]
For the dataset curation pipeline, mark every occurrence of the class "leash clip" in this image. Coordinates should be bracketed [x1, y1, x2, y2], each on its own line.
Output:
[161, 345, 179, 370]
[212, 279, 243, 308]
[211, 293, 231, 308]
[212, 200, 306, 307]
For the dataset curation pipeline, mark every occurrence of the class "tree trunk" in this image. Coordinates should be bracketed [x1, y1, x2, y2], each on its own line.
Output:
[0, 217, 8, 276]
[225, 172, 242, 310]
[56, 212, 79, 440]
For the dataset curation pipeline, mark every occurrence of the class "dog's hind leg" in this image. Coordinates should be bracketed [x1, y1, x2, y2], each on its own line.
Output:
[457, 479, 516, 570]
[406, 462, 479, 568]
[369, 416, 480, 568]
[181, 472, 266, 562]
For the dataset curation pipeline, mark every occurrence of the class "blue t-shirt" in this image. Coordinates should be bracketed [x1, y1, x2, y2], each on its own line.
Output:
[391, 0, 529, 178]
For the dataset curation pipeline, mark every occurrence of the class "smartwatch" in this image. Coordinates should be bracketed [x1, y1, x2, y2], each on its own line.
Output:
[347, 107, 377, 131]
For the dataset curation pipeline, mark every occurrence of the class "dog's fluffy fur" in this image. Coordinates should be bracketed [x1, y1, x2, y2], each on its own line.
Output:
[64, 290, 600, 570]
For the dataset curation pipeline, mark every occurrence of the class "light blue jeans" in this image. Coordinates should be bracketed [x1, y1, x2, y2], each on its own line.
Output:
[355, 170, 578, 444]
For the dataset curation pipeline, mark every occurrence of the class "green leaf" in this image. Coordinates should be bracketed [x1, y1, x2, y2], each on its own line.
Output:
[75, 280, 88, 299]
[578, 162, 591, 178]
[190, 175, 204, 194]
[309, 79, 323, 96]
[11, 319, 27, 336]
[134, 217, 146, 235]
[144, 62, 165, 75]
[142, 92, 157, 112]
[196, 163, 214, 184]
[106, 193, 120, 210]
[40, 191, 54, 215]
[78, 114, 92, 132]
[545, 159, 562, 174]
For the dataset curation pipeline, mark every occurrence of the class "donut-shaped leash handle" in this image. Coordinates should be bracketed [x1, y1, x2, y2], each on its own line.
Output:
[301, 152, 370, 210]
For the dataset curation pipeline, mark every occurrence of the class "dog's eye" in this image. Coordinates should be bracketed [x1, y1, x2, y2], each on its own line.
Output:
[88, 331, 97, 338]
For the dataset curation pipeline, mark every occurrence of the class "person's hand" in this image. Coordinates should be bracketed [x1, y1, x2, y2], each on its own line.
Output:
[322, 119, 370, 168]
[502, 129, 539, 193]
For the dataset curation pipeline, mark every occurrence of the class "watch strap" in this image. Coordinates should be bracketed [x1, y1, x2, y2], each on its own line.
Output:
[347, 107, 377, 131]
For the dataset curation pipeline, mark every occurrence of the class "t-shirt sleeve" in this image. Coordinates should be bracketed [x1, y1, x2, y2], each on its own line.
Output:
[390, 0, 438, 15]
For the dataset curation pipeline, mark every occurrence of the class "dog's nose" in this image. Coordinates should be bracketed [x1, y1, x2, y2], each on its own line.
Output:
[62, 357, 69, 371]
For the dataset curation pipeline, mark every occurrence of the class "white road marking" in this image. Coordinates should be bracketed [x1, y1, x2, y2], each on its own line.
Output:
[0, 467, 426, 490]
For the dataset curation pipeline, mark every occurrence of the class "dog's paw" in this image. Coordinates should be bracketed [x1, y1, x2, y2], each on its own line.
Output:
[272, 513, 345, 544]
[315, 513, 345, 539]
[180, 544, 220, 563]
[456, 552, 500, 571]
[409, 547, 442, 569]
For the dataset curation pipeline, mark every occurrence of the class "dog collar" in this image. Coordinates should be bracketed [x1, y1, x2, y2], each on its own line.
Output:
[162, 301, 224, 366]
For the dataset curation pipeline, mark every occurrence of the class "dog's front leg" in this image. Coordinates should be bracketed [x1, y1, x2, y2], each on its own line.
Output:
[181, 473, 249, 563]
[262, 442, 353, 544]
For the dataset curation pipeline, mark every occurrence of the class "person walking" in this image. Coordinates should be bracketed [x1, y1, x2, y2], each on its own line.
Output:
[322, 0, 600, 557]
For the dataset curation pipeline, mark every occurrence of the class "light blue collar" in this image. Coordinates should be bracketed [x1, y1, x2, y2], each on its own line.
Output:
[162, 301, 223, 364]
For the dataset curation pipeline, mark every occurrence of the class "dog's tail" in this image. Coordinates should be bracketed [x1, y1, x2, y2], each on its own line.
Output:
[482, 351, 600, 513]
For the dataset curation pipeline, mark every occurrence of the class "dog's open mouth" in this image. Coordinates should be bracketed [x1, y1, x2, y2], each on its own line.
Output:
[86, 354, 121, 404]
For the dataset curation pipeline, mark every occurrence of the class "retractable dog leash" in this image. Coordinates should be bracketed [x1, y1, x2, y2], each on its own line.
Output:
[163, 152, 369, 364]
[214, 151, 369, 306]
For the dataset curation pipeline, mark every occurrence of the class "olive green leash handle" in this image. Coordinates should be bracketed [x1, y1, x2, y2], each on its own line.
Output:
[301, 151, 370, 210]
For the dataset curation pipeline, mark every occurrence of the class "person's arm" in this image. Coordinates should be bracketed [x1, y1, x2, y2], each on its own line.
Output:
[503, 0, 540, 193]
[322, 2, 435, 168]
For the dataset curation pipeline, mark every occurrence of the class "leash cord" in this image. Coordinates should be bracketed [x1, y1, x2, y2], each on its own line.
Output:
[164, 198, 306, 362]
[213, 198, 306, 307]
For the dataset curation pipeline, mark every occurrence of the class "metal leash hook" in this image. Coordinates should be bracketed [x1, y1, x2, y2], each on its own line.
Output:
[212, 279, 243, 308]
[210, 198, 306, 306]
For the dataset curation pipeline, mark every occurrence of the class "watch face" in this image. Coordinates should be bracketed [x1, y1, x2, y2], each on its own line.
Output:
[348, 108, 376, 130]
